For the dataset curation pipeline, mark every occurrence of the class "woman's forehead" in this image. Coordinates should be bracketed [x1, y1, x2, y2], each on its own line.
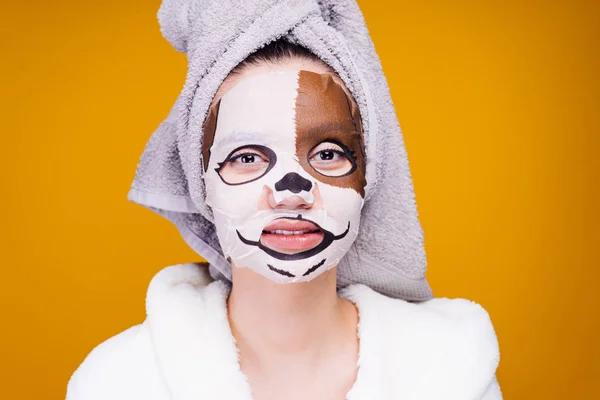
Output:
[213, 70, 356, 145]
[213, 59, 334, 102]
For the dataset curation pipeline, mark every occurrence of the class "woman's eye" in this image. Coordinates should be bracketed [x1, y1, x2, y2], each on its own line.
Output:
[319, 151, 335, 161]
[217, 146, 275, 185]
[308, 141, 357, 177]
[235, 154, 259, 163]
[229, 150, 269, 165]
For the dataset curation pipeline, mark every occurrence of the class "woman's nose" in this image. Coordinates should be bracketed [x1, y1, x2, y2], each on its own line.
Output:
[273, 193, 313, 210]
[256, 182, 324, 211]
[274, 172, 312, 194]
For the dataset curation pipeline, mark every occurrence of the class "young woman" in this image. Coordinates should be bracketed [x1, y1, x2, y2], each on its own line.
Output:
[67, 1, 502, 399]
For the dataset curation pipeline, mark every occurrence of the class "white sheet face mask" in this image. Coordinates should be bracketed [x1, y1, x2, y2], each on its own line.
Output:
[203, 69, 367, 283]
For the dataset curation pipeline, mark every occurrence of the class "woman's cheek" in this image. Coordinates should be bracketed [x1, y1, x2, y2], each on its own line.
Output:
[317, 182, 364, 220]
[205, 171, 262, 219]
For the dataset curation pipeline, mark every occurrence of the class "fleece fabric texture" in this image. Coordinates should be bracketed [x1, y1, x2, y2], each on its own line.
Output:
[128, 0, 433, 301]
[66, 264, 502, 400]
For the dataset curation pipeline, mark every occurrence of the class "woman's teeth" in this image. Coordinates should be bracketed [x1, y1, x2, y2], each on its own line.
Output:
[263, 229, 317, 235]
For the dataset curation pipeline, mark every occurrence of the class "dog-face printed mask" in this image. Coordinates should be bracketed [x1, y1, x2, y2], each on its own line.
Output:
[203, 70, 366, 283]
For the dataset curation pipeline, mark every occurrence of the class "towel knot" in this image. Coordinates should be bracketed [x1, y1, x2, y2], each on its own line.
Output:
[158, 0, 202, 53]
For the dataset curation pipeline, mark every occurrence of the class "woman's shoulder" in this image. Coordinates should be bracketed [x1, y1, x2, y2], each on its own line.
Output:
[342, 283, 499, 353]
[341, 283, 497, 337]
[66, 323, 167, 399]
[341, 284, 502, 399]
[66, 263, 217, 399]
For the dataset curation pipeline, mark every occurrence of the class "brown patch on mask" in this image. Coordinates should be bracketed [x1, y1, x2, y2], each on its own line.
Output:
[202, 100, 221, 172]
[295, 71, 366, 197]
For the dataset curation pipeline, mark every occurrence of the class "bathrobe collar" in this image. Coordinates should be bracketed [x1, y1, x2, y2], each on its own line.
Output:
[145, 264, 499, 400]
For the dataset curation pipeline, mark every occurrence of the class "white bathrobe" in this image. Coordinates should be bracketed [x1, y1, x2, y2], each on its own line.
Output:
[66, 264, 502, 399]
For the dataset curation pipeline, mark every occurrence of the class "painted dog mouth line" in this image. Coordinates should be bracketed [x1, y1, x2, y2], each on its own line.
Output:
[302, 259, 326, 276]
[267, 259, 327, 278]
[267, 264, 295, 278]
[237, 220, 350, 261]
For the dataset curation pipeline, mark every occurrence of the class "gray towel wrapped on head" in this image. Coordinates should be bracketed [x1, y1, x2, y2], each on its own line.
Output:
[128, 0, 433, 301]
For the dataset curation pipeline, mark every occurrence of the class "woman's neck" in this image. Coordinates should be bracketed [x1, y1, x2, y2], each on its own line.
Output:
[227, 264, 358, 365]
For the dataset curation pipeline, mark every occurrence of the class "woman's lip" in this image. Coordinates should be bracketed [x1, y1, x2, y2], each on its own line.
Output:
[260, 231, 325, 254]
[260, 218, 324, 254]
[263, 218, 320, 232]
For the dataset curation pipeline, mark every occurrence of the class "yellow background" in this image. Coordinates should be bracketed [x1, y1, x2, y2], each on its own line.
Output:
[1, 0, 598, 398]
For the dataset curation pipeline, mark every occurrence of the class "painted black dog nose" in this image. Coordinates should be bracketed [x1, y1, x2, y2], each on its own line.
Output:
[274, 172, 313, 194]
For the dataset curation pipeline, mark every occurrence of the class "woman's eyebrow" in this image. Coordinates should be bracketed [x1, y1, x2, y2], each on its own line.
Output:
[214, 131, 266, 146]
[304, 122, 351, 136]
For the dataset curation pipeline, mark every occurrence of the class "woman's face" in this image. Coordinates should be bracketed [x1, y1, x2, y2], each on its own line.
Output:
[203, 61, 366, 283]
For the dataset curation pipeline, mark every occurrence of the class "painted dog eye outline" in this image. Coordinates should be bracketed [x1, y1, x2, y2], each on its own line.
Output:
[215, 144, 277, 185]
[307, 139, 358, 178]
